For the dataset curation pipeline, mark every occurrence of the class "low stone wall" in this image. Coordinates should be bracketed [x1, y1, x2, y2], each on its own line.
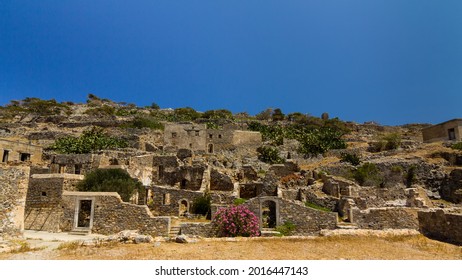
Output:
[0, 166, 30, 238]
[62, 192, 170, 236]
[418, 209, 462, 245]
[180, 222, 214, 237]
[150, 186, 205, 216]
[244, 197, 338, 235]
[353, 207, 419, 230]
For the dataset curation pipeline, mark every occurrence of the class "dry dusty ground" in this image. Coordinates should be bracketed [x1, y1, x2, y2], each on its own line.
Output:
[1, 231, 461, 260]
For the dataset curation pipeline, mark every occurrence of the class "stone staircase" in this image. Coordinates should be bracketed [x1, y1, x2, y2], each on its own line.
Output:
[336, 222, 358, 230]
[260, 228, 281, 237]
[169, 226, 181, 238]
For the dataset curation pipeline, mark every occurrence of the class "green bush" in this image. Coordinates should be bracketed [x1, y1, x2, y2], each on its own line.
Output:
[405, 165, 417, 187]
[233, 198, 247, 205]
[257, 146, 285, 164]
[305, 202, 331, 212]
[127, 116, 164, 130]
[275, 221, 296, 236]
[340, 152, 361, 166]
[351, 162, 383, 186]
[451, 142, 462, 150]
[77, 168, 143, 202]
[49, 127, 128, 154]
[191, 194, 211, 218]
[202, 109, 233, 120]
[383, 133, 402, 150]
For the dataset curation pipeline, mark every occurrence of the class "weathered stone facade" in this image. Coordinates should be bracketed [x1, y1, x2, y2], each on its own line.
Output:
[61, 192, 170, 236]
[244, 197, 338, 235]
[149, 186, 205, 216]
[0, 139, 42, 164]
[164, 123, 207, 152]
[50, 154, 101, 175]
[180, 222, 214, 237]
[418, 208, 462, 245]
[24, 174, 83, 231]
[0, 166, 30, 238]
[353, 207, 419, 230]
[422, 119, 462, 143]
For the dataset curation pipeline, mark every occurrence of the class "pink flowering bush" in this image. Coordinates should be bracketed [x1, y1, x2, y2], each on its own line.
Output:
[211, 205, 260, 237]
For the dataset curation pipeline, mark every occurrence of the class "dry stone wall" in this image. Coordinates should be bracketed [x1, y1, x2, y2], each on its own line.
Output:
[61, 192, 170, 236]
[0, 165, 29, 238]
[418, 209, 462, 245]
[353, 207, 419, 230]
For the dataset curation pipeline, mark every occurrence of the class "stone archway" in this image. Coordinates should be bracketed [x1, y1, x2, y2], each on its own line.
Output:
[260, 199, 279, 229]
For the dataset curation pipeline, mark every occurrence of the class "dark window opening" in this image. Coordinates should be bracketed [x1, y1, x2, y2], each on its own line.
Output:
[41, 191, 47, 197]
[109, 158, 118, 165]
[74, 164, 82, 174]
[195, 131, 200, 136]
[181, 179, 188, 189]
[218, 134, 222, 139]
[189, 143, 193, 148]
[209, 134, 213, 139]
[20, 153, 31, 162]
[2, 150, 9, 163]
[158, 165, 164, 179]
[172, 132, 177, 138]
[448, 128, 456, 140]
[208, 144, 214, 153]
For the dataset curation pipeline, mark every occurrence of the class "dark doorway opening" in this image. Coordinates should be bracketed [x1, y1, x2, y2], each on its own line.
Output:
[2, 150, 9, 163]
[448, 128, 456, 140]
[261, 200, 277, 228]
[77, 200, 93, 228]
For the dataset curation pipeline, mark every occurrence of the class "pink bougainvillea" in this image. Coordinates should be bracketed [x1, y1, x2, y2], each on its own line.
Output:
[211, 205, 260, 237]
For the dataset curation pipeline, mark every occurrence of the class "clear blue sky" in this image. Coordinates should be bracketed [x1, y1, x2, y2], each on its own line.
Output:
[1, 1, 461, 125]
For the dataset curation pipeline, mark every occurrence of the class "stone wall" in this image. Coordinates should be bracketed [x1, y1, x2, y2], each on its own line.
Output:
[210, 169, 234, 191]
[418, 209, 462, 245]
[24, 174, 82, 231]
[0, 139, 42, 164]
[164, 123, 207, 152]
[50, 154, 101, 175]
[244, 197, 337, 235]
[353, 207, 419, 230]
[422, 119, 462, 143]
[149, 186, 205, 216]
[61, 191, 170, 236]
[180, 222, 214, 237]
[0, 165, 30, 238]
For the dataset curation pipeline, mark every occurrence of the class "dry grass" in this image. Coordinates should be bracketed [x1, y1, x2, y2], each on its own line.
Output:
[45, 234, 462, 260]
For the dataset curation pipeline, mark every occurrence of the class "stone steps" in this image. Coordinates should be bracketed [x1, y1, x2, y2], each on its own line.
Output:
[169, 226, 181, 238]
[336, 223, 358, 230]
[260, 228, 281, 237]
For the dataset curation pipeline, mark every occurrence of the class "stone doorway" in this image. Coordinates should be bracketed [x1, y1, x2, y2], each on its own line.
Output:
[261, 200, 277, 228]
[73, 199, 94, 231]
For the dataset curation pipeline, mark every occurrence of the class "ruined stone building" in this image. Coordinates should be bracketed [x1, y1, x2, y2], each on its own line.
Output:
[0, 139, 43, 164]
[422, 119, 462, 143]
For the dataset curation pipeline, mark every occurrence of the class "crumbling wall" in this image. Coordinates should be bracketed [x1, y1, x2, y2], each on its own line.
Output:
[180, 222, 213, 237]
[0, 139, 42, 164]
[61, 191, 170, 236]
[0, 166, 30, 238]
[209, 169, 234, 191]
[418, 209, 462, 245]
[50, 154, 101, 175]
[24, 174, 82, 231]
[244, 197, 337, 235]
[353, 207, 419, 230]
[149, 186, 204, 216]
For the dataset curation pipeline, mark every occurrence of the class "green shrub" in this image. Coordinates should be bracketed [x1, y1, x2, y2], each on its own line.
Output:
[77, 168, 143, 202]
[383, 133, 402, 150]
[305, 202, 331, 212]
[451, 142, 462, 150]
[84, 105, 116, 116]
[257, 146, 285, 164]
[233, 198, 247, 205]
[351, 162, 383, 186]
[340, 152, 361, 166]
[275, 221, 296, 236]
[191, 194, 211, 218]
[202, 109, 233, 120]
[49, 127, 128, 154]
[128, 116, 164, 130]
[405, 165, 417, 187]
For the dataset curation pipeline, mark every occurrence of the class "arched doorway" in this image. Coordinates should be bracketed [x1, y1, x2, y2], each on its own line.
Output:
[179, 199, 189, 216]
[261, 200, 277, 228]
[208, 143, 214, 153]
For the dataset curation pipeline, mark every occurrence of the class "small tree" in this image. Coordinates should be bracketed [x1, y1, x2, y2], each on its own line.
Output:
[191, 194, 211, 218]
[257, 146, 285, 164]
[77, 168, 143, 202]
[211, 205, 260, 237]
[271, 108, 285, 122]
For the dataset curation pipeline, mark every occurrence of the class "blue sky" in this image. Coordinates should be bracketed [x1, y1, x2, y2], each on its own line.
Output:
[1, 1, 461, 125]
